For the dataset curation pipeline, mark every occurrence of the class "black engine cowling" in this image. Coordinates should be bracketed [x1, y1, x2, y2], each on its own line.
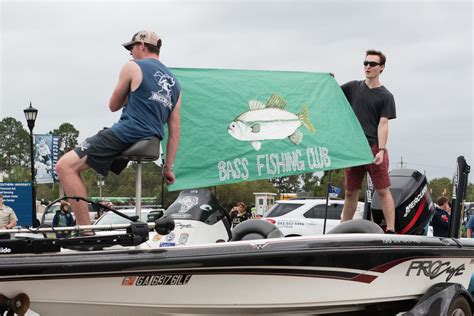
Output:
[371, 169, 435, 235]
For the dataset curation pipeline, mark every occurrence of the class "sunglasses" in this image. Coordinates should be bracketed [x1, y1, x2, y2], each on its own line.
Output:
[364, 61, 381, 67]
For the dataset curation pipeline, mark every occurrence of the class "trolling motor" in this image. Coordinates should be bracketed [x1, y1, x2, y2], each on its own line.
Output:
[449, 156, 470, 237]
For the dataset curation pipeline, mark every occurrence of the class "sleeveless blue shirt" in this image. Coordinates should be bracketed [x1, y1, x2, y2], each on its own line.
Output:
[111, 58, 181, 143]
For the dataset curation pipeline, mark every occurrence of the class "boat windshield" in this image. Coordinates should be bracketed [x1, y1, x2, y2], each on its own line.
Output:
[165, 189, 228, 225]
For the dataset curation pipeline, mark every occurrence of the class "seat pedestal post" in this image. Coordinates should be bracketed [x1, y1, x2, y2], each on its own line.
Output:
[135, 162, 142, 220]
[115, 137, 160, 224]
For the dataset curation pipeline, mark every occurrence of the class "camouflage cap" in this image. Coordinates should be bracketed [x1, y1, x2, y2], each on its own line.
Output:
[122, 30, 161, 51]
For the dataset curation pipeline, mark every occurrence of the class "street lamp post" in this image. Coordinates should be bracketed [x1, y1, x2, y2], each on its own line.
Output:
[23, 102, 38, 227]
[97, 174, 105, 198]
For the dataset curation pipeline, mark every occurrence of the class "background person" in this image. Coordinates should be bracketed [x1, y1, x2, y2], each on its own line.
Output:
[56, 30, 182, 228]
[0, 193, 18, 240]
[339, 49, 397, 233]
[431, 196, 451, 237]
[466, 214, 474, 238]
[230, 202, 251, 227]
[52, 201, 75, 238]
[93, 199, 114, 220]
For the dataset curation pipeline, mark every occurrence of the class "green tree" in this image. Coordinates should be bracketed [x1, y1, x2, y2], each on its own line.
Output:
[81, 162, 179, 208]
[314, 169, 346, 198]
[300, 172, 320, 193]
[215, 179, 276, 209]
[5, 165, 30, 182]
[0, 117, 30, 176]
[428, 177, 452, 200]
[50, 122, 79, 157]
[271, 175, 301, 194]
[467, 183, 474, 201]
[36, 183, 60, 203]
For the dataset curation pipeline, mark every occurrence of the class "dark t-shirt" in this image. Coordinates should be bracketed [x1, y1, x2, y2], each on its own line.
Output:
[341, 80, 396, 145]
[431, 207, 450, 237]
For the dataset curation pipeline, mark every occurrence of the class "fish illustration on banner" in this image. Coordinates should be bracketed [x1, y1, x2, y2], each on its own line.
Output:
[165, 68, 374, 191]
[228, 94, 315, 151]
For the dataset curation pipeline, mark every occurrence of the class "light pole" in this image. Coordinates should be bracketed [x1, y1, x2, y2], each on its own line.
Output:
[23, 102, 38, 227]
[97, 174, 104, 198]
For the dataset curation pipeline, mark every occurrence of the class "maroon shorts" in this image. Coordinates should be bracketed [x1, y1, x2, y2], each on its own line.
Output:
[344, 144, 391, 190]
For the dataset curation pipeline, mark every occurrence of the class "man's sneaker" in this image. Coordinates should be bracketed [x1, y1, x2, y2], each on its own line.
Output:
[385, 229, 397, 234]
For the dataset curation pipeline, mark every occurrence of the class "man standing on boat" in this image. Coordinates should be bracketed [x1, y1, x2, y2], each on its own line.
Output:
[0, 193, 18, 239]
[56, 30, 181, 227]
[340, 50, 397, 233]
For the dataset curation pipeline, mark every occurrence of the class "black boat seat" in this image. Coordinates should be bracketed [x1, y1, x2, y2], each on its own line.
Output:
[327, 219, 384, 234]
[118, 137, 160, 161]
[231, 219, 284, 241]
[117, 137, 161, 221]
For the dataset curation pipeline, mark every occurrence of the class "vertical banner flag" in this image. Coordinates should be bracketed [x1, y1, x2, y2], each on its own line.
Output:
[34, 134, 60, 184]
[166, 69, 373, 191]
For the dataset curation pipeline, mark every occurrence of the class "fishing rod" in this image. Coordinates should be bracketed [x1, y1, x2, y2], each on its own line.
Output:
[2, 195, 175, 236]
[0, 221, 171, 235]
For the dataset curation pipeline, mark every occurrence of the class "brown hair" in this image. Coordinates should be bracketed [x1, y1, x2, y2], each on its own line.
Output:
[236, 202, 246, 209]
[366, 49, 386, 66]
[145, 40, 161, 56]
[60, 201, 70, 211]
[437, 196, 448, 206]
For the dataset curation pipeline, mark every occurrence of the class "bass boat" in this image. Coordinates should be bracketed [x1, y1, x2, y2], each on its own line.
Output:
[0, 157, 472, 316]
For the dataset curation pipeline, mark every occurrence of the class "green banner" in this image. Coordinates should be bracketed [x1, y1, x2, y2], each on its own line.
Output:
[166, 68, 373, 191]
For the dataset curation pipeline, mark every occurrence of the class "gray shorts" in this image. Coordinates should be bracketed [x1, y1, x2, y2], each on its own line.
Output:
[74, 128, 130, 176]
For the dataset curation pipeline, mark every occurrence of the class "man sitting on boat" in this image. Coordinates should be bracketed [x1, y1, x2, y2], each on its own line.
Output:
[56, 30, 182, 227]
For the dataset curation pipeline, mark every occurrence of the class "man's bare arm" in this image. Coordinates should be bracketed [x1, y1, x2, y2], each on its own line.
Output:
[109, 61, 139, 112]
[373, 117, 389, 165]
[163, 94, 182, 184]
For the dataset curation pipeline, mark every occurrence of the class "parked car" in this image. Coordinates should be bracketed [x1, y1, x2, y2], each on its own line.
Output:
[40, 202, 97, 226]
[262, 198, 364, 237]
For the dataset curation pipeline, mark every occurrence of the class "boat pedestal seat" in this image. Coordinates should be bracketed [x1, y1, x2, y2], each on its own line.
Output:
[231, 219, 284, 241]
[118, 137, 161, 162]
[116, 137, 160, 220]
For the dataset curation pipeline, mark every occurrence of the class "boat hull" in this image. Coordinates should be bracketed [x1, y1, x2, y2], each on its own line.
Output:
[1, 234, 474, 315]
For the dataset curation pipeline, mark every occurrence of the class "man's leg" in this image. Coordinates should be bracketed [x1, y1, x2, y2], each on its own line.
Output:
[55, 151, 91, 226]
[341, 189, 360, 222]
[376, 187, 395, 231]
[341, 166, 364, 222]
[368, 147, 395, 231]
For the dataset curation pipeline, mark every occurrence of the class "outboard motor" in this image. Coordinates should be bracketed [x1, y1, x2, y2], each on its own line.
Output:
[371, 169, 435, 235]
[149, 189, 232, 247]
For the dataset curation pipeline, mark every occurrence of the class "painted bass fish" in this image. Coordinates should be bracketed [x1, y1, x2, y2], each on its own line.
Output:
[228, 94, 316, 150]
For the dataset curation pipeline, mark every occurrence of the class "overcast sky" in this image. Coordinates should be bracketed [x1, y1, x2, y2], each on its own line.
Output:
[1, 0, 472, 181]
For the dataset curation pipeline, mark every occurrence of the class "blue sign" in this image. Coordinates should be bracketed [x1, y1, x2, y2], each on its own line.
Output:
[0, 182, 33, 226]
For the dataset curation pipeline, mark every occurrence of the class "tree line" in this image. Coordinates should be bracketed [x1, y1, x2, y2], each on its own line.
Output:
[0, 116, 472, 210]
